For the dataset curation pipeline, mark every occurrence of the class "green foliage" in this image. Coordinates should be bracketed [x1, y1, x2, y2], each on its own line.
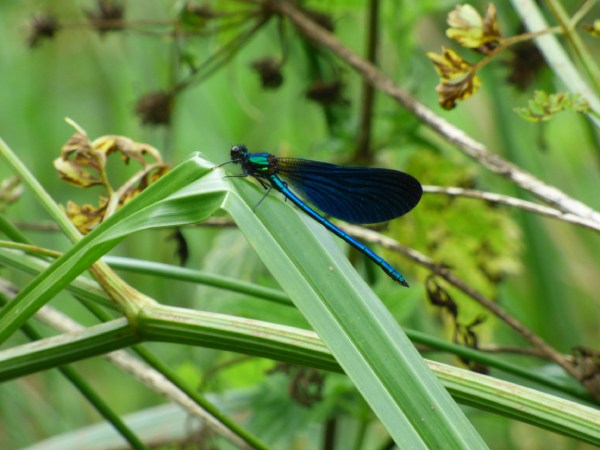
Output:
[514, 90, 591, 122]
[1, 0, 600, 449]
[402, 150, 522, 291]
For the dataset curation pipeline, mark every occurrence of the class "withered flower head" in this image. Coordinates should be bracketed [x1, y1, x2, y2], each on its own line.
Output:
[179, 2, 218, 31]
[86, 0, 125, 35]
[305, 80, 345, 106]
[505, 41, 545, 90]
[251, 57, 284, 89]
[27, 13, 60, 48]
[135, 90, 175, 126]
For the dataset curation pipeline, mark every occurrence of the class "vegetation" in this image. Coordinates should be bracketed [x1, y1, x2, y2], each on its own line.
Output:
[1, 0, 599, 448]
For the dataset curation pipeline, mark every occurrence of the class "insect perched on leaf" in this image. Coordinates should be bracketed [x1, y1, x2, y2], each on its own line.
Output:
[225, 145, 422, 287]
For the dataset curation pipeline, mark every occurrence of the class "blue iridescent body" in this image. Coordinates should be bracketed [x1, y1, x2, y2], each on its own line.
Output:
[229, 145, 422, 287]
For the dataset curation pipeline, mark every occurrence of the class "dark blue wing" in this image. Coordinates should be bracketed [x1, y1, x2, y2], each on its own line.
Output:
[275, 157, 422, 224]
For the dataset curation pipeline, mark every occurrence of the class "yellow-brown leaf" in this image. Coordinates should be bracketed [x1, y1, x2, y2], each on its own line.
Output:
[427, 48, 482, 109]
[446, 4, 501, 54]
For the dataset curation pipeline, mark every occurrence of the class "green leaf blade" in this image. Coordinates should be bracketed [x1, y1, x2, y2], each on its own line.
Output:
[223, 174, 487, 448]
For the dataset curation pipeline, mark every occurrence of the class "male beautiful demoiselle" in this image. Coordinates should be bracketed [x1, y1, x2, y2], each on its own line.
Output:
[227, 145, 422, 287]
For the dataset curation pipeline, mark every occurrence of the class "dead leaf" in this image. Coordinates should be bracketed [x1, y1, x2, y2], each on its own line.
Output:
[54, 129, 107, 187]
[65, 198, 108, 234]
[427, 47, 482, 109]
[92, 135, 163, 167]
[0, 177, 23, 212]
[56, 119, 170, 233]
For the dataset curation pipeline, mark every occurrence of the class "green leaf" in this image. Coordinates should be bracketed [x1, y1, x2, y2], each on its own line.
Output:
[2, 296, 599, 444]
[0, 154, 225, 344]
[2, 153, 484, 447]
[220, 169, 486, 447]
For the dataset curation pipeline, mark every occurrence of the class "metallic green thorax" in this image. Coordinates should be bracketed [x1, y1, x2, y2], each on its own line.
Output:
[246, 153, 276, 176]
[230, 145, 277, 179]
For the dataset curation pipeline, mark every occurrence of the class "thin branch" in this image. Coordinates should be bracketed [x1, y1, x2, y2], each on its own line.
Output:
[174, 14, 271, 93]
[476, 345, 548, 358]
[569, 0, 598, 27]
[196, 185, 600, 234]
[11, 221, 60, 231]
[355, 0, 380, 163]
[542, 0, 600, 93]
[468, 26, 563, 77]
[423, 186, 600, 233]
[13, 184, 600, 234]
[418, 342, 550, 360]
[338, 223, 589, 391]
[268, 0, 600, 224]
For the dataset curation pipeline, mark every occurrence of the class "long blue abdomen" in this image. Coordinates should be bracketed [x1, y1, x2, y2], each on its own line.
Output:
[268, 174, 410, 286]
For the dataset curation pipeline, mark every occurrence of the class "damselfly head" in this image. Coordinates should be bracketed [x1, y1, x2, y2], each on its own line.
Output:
[230, 145, 248, 164]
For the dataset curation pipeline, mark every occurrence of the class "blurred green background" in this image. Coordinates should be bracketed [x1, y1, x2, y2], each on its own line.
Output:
[1, 0, 599, 448]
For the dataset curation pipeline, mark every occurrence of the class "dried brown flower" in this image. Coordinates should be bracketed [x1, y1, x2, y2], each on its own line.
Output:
[251, 57, 284, 89]
[135, 91, 175, 126]
[27, 13, 60, 48]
